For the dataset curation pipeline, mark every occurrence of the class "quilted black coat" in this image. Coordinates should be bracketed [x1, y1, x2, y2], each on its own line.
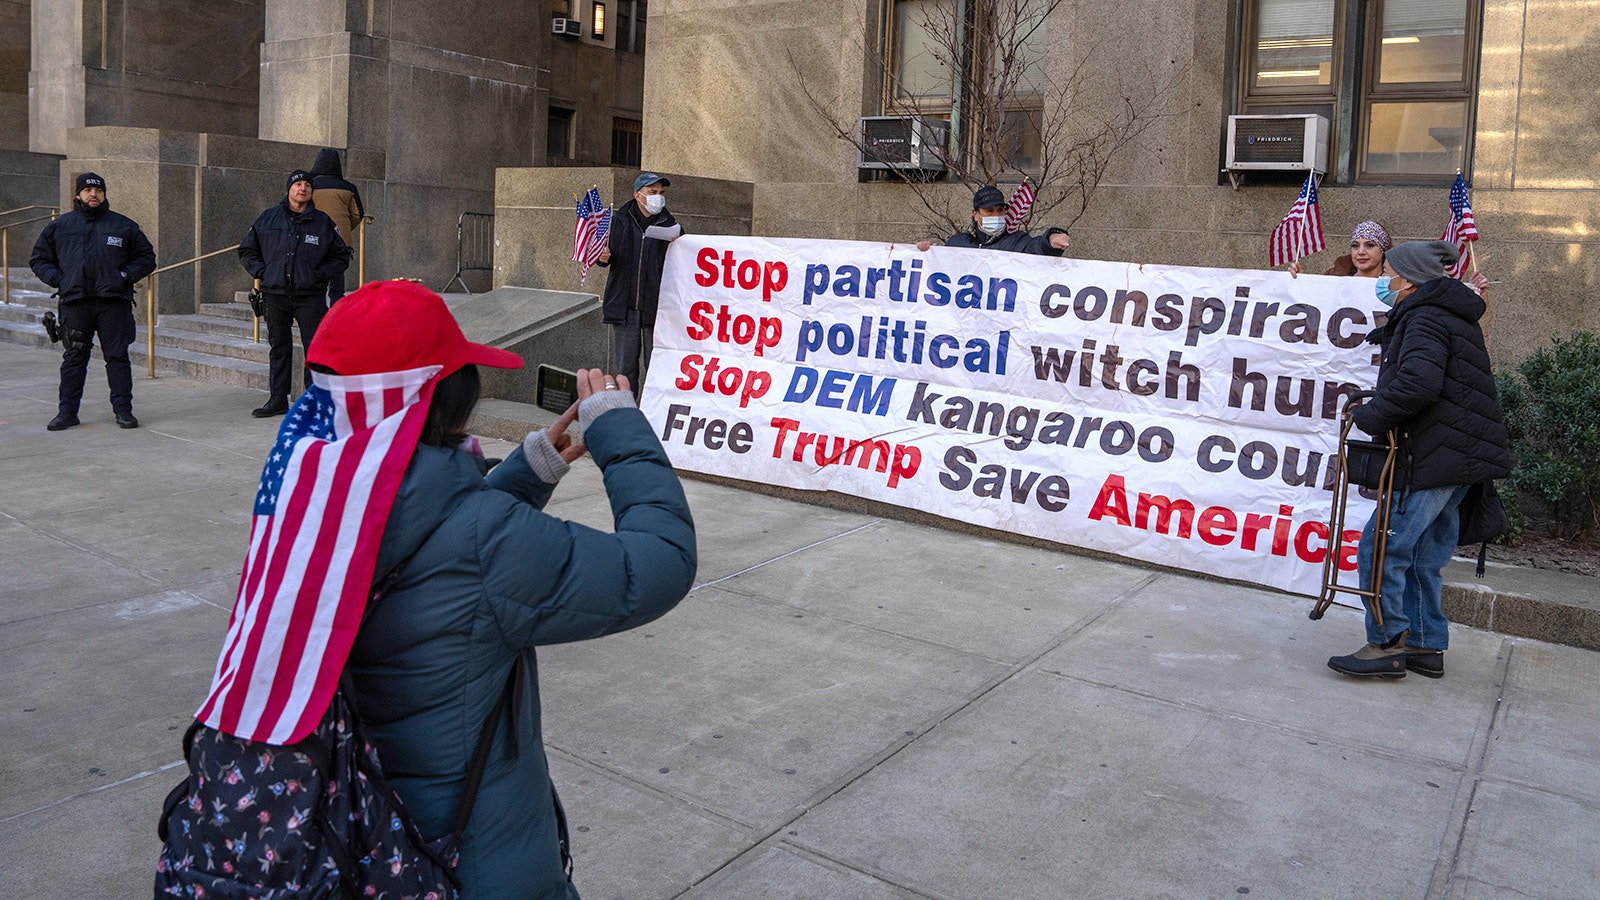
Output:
[1352, 277, 1513, 490]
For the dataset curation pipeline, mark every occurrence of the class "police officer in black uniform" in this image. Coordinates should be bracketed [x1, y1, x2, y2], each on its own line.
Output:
[238, 170, 351, 417]
[30, 172, 157, 431]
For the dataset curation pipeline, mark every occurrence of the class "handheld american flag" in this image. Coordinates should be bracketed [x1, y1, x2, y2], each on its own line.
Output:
[197, 366, 440, 745]
[1004, 180, 1036, 233]
[1268, 173, 1326, 267]
[578, 205, 612, 286]
[1441, 173, 1479, 279]
[572, 187, 606, 262]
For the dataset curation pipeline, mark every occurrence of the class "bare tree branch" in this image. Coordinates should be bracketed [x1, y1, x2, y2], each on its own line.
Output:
[791, 1, 1192, 241]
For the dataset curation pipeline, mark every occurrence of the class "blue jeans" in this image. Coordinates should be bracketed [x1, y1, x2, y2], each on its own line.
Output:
[1357, 483, 1470, 649]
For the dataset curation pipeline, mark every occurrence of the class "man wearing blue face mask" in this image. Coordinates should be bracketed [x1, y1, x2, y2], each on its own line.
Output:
[916, 186, 1071, 254]
[1327, 240, 1511, 681]
[596, 172, 681, 396]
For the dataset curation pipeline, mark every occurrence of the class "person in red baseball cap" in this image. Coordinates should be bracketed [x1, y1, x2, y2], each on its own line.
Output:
[311, 279, 697, 894]
[307, 278, 523, 377]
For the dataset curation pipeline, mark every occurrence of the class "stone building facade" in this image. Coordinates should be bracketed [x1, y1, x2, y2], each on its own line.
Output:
[7, 0, 647, 305]
[7, 0, 1598, 364]
[640, 0, 1600, 363]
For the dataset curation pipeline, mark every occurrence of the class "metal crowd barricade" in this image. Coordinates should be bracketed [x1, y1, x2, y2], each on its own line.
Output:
[442, 211, 495, 295]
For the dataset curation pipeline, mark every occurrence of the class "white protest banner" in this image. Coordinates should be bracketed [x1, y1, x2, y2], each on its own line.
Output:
[639, 236, 1382, 597]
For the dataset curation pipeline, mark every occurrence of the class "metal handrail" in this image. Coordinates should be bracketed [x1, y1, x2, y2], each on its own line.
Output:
[0, 205, 59, 221]
[357, 215, 375, 285]
[142, 245, 241, 378]
[2, 209, 60, 304]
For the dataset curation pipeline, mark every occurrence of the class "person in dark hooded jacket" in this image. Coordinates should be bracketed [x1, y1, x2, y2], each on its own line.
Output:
[1327, 240, 1512, 681]
[238, 169, 351, 417]
[30, 171, 156, 431]
[308, 148, 365, 301]
[915, 185, 1071, 255]
[595, 172, 681, 395]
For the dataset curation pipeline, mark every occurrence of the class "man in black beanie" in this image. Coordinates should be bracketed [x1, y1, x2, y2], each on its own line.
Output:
[238, 170, 351, 417]
[30, 172, 156, 430]
[1328, 240, 1512, 681]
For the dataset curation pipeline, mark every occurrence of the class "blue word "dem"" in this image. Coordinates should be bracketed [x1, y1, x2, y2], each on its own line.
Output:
[784, 366, 896, 416]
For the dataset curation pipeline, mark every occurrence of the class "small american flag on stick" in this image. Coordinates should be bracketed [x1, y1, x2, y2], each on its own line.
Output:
[196, 366, 439, 745]
[578, 204, 612, 286]
[1004, 180, 1036, 233]
[1268, 173, 1326, 267]
[1441, 173, 1479, 278]
[572, 187, 607, 262]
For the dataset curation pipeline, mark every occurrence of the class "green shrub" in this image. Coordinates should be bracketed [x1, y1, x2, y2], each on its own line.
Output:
[1498, 331, 1600, 536]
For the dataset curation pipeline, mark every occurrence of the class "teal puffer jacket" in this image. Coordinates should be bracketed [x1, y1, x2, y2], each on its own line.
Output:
[344, 406, 696, 899]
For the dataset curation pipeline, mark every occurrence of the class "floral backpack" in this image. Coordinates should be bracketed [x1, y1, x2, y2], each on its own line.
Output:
[154, 662, 527, 899]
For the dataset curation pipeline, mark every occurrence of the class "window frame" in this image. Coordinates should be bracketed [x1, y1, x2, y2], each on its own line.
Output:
[1354, 0, 1480, 184]
[1233, 0, 1482, 185]
[879, 0, 1047, 178]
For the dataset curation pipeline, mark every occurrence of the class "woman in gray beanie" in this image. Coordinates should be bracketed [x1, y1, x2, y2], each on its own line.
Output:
[1327, 240, 1512, 680]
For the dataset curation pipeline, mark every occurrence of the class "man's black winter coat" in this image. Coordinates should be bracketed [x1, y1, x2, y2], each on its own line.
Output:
[1352, 277, 1513, 490]
[30, 204, 156, 304]
[944, 225, 1068, 255]
[597, 199, 678, 326]
[238, 200, 351, 297]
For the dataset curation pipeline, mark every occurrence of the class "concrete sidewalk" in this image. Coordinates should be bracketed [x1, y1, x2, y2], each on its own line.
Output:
[2, 338, 1597, 899]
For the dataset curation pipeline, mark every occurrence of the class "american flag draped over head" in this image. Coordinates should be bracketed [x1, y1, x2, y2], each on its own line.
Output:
[1441, 173, 1479, 279]
[197, 366, 441, 745]
[572, 187, 607, 262]
[577, 204, 612, 286]
[1268, 172, 1326, 267]
[1004, 180, 1036, 233]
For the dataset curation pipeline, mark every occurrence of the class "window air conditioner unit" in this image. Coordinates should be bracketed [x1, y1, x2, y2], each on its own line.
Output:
[552, 16, 581, 36]
[858, 116, 949, 172]
[1226, 114, 1330, 174]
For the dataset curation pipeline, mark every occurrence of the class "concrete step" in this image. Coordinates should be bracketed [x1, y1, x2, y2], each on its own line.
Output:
[128, 340, 272, 392]
[159, 312, 260, 342]
[467, 398, 558, 443]
[143, 323, 273, 364]
[0, 317, 51, 348]
[0, 301, 45, 325]
[203, 299, 260, 322]
[2, 267, 53, 306]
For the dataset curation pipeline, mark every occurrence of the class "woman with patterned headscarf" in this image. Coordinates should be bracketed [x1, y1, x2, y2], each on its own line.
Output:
[1290, 220, 1391, 278]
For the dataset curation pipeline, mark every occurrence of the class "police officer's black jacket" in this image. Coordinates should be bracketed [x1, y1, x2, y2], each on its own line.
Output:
[238, 199, 351, 297]
[596, 199, 678, 327]
[30, 202, 156, 304]
[944, 225, 1068, 255]
[1352, 277, 1513, 490]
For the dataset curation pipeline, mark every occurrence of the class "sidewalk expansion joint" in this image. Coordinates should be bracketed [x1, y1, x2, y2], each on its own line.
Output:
[0, 758, 185, 826]
[673, 571, 1163, 897]
[688, 520, 886, 593]
[541, 743, 759, 834]
[1427, 636, 1517, 900]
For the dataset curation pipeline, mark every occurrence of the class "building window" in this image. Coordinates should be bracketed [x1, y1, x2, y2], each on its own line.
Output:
[547, 107, 575, 162]
[592, 1, 606, 39]
[882, 0, 1048, 176]
[612, 117, 643, 167]
[1239, 0, 1480, 183]
[553, 0, 571, 17]
[615, 0, 646, 53]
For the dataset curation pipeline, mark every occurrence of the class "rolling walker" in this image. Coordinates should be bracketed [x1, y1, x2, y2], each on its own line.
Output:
[1309, 391, 1400, 626]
